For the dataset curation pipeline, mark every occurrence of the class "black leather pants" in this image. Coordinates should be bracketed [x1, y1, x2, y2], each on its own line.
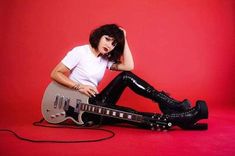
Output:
[86, 71, 205, 130]
[90, 71, 156, 106]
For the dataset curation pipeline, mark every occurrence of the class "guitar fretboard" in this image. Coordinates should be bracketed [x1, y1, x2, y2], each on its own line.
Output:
[77, 102, 143, 123]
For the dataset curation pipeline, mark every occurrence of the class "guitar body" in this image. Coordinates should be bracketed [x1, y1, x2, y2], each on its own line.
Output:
[41, 81, 89, 125]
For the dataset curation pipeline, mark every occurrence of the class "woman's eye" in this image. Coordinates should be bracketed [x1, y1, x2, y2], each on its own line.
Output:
[105, 37, 111, 41]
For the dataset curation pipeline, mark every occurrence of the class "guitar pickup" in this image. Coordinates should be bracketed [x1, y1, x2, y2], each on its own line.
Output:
[63, 98, 70, 111]
[54, 95, 60, 108]
[58, 96, 64, 109]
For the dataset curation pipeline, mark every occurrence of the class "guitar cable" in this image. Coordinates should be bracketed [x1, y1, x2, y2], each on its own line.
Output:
[0, 118, 115, 143]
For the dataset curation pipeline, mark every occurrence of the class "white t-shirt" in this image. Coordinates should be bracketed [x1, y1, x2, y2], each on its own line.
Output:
[61, 44, 114, 87]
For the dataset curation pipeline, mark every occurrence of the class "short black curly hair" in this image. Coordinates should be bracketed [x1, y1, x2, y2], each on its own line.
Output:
[89, 24, 125, 62]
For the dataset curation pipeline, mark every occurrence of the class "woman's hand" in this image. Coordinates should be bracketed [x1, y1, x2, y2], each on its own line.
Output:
[119, 27, 127, 38]
[110, 27, 134, 71]
[77, 84, 99, 97]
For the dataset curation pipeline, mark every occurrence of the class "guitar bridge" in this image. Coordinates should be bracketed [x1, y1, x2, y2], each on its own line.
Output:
[75, 99, 82, 113]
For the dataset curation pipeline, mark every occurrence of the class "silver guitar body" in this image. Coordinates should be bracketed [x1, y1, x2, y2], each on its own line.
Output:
[41, 81, 89, 125]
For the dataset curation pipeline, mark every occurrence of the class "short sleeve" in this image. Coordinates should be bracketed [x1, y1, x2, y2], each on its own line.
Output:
[61, 47, 81, 70]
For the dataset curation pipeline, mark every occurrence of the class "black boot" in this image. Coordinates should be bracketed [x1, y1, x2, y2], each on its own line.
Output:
[164, 100, 208, 130]
[153, 91, 191, 114]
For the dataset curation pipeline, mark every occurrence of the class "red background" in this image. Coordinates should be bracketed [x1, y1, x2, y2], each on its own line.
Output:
[1, 1, 235, 156]
[1, 0, 234, 123]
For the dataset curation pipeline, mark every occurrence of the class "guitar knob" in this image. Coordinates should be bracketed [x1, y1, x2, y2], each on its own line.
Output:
[60, 112, 65, 116]
[55, 113, 60, 117]
[50, 115, 56, 118]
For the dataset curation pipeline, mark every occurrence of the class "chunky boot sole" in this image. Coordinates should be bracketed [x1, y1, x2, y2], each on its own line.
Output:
[182, 123, 208, 130]
[196, 100, 209, 119]
[181, 100, 209, 130]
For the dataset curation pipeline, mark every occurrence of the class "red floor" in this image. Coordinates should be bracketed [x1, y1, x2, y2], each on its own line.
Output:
[1, 108, 235, 156]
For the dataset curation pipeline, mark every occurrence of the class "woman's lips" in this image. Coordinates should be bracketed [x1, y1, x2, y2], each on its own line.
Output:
[103, 47, 109, 52]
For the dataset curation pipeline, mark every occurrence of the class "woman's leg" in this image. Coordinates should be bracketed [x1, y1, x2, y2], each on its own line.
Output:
[88, 71, 208, 130]
[86, 100, 208, 130]
[89, 71, 190, 114]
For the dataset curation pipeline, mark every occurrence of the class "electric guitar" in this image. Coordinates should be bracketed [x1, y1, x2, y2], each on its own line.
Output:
[41, 81, 172, 130]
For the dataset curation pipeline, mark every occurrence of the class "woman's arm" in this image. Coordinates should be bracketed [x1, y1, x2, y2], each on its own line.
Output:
[111, 28, 134, 71]
[51, 63, 98, 97]
[50, 63, 76, 88]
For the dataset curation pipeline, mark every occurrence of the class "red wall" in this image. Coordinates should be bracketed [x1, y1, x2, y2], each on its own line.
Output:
[1, 0, 234, 121]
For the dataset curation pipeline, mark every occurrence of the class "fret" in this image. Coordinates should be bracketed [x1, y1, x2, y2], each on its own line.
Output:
[102, 108, 107, 115]
[131, 115, 137, 121]
[136, 116, 142, 121]
[94, 107, 98, 113]
[123, 113, 128, 119]
[101, 108, 106, 115]
[109, 110, 113, 116]
[116, 111, 120, 117]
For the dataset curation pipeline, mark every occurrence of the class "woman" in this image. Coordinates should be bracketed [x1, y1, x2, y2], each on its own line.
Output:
[51, 24, 208, 130]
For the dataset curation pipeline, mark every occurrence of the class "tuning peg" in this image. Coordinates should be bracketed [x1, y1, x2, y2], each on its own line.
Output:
[167, 122, 172, 127]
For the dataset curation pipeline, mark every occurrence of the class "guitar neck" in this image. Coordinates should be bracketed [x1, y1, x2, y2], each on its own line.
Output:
[78, 102, 143, 123]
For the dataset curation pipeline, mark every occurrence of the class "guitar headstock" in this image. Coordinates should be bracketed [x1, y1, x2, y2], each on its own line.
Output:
[144, 114, 172, 131]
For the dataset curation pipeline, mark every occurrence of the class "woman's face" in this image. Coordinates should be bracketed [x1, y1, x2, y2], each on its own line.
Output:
[97, 35, 117, 55]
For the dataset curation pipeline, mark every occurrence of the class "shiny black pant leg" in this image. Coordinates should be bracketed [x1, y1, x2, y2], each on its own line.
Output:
[93, 71, 155, 106]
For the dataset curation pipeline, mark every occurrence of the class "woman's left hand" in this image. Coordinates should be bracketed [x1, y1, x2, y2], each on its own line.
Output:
[119, 27, 127, 37]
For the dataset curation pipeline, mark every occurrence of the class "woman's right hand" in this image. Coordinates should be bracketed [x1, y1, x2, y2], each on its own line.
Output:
[78, 84, 99, 97]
